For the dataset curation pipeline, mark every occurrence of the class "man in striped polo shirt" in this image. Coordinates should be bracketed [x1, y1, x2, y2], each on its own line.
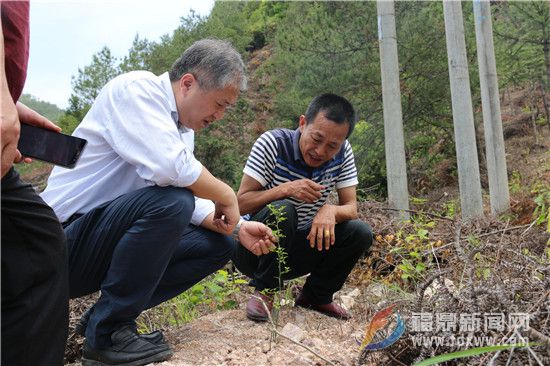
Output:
[233, 93, 373, 322]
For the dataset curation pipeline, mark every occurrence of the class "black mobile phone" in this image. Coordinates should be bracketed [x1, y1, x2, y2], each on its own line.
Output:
[17, 123, 87, 169]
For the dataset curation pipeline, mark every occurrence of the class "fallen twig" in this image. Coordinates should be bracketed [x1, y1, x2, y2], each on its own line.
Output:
[523, 327, 550, 350]
[476, 224, 532, 239]
[422, 223, 534, 256]
[379, 207, 455, 221]
[520, 219, 538, 237]
[415, 269, 451, 312]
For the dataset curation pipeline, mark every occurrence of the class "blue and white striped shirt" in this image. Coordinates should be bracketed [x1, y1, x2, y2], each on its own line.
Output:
[243, 128, 358, 229]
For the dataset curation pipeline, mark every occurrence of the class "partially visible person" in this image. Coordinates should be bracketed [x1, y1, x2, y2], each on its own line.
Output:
[1, 1, 69, 365]
[233, 93, 373, 322]
[41, 39, 276, 366]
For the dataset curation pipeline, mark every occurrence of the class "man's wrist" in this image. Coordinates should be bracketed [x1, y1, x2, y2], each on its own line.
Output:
[278, 183, 289, 199]
[232, 219, 244, 241]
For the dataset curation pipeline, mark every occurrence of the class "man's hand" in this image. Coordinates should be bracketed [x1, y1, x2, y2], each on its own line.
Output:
[13, 102, 62, 165]
[1, 88, 21, 177]
[238, 221, 277, 256]
[283, 179, 324, 203]
[16, 102, 61, 132]
[213, 197, 240, 234]
[307, 205, 336, 251]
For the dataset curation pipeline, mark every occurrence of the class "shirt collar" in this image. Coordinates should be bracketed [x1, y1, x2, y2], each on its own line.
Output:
[159, 72, 190, 132]
[292, 128, 304, 162]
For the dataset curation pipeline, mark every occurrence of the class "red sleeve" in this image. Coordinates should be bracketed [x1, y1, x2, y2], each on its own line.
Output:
[1, 0, 30, 102]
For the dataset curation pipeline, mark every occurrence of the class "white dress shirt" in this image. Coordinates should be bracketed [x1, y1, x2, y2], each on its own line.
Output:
[41, 71, 215, 224]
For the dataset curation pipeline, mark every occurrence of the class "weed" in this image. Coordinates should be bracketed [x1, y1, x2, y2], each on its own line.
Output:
[442, 200, 457, 219]
[264, 203, 290, 341]
[509, 171, 523, 194]
[378, 217, 441, 287]
[531, 182, 550, 232]
[410, 196, 428, 206]
[137, 269, 246, 333]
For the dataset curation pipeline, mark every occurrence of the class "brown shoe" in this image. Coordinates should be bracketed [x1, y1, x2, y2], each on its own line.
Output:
[246, 291, 273, 322]
[295, 292, 351, 320]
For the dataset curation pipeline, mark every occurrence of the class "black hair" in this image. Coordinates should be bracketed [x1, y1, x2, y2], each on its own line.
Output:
[304, 93, 356, 138]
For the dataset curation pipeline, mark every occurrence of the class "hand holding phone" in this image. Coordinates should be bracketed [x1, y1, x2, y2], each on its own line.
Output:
[17, 123, 87, 169]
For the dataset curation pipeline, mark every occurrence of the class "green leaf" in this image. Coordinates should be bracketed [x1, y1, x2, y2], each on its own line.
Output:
[415, 263, 426, 272]
[417, 229, 429, 238]
[206, 282, 223, 294]
[413, 344, 535, 366]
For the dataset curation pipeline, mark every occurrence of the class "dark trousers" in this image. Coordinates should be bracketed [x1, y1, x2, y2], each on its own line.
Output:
[232, 200, 373, 304]
[1, 168, 69, 366]
[64, 185, 236, 348]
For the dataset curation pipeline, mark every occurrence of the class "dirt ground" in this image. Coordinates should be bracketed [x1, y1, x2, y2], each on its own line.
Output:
[67, 282, 416, 366]
[160, 289, 374, 366]
[64, 121, 549, 365]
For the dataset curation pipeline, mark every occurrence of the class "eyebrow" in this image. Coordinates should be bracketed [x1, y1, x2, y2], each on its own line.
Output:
[313, 132, 340, 146]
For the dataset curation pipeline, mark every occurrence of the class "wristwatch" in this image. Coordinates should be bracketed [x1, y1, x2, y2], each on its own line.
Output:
[232, 220, 243, 241]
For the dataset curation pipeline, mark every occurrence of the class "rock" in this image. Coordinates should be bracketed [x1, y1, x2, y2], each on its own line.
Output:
[339, 287, 361, 310]
[261, 341, 271, 353]
[280, 322, 306, 342]
[340, 295, 355, 310]
[425, 278, 457, 298]
[346, 288, 361, 298]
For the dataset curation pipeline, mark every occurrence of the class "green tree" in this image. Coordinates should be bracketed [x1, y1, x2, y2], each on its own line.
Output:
[194, 98, 256, 189]
[67, 47, 121, 120]
[148, 11, 207, 75]
[120, 35, 153, 73]
[57, 114, 80, 135]
[493, 1, 550, 125]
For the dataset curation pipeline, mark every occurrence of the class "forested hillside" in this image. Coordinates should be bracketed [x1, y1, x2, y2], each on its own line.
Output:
[19, 93, 64, 122]
[57, 1, 548, 195]
[18, 2, 547, 365]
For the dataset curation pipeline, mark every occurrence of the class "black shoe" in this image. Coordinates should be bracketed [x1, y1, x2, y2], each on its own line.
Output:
[81, 326, 172, 366]
[76, 308, 165, 345]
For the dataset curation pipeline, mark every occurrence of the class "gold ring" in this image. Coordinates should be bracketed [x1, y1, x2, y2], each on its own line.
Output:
[324, 230, 330, 237]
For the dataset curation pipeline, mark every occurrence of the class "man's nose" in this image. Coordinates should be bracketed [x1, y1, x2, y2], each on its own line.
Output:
[315, 146, 327, 158]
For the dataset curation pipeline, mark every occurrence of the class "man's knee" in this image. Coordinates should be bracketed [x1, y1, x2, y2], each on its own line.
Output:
[221, 234, 238, 258]
[345, 220, 374, 254]
[214, 233, 237, 264]
[141, 186, 195, 225]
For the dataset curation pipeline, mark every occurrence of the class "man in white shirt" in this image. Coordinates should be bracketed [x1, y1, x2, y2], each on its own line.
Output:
[41, 39, 275, 366]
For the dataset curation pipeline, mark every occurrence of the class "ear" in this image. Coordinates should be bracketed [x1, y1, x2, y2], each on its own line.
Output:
[179, 73, 196, 95]
[298, 115, 307, 133]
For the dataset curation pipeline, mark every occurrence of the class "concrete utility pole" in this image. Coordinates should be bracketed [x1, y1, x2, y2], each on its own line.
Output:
[377, 0, 410, 221]
[473, 0, 510, 214]
[443, 0, 484, 219]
